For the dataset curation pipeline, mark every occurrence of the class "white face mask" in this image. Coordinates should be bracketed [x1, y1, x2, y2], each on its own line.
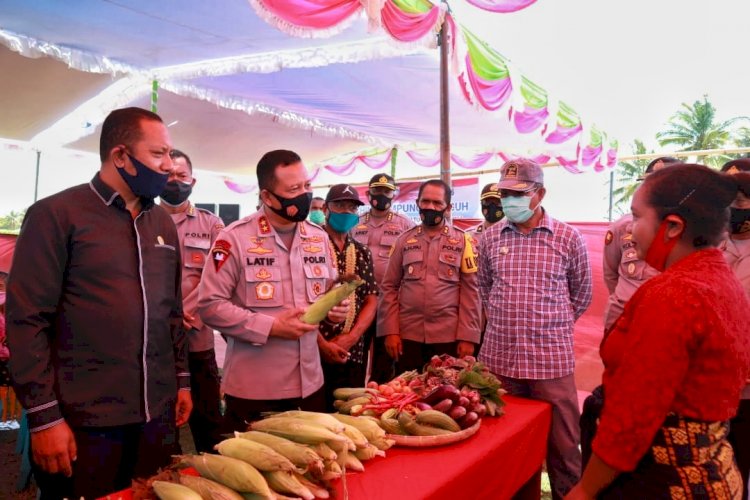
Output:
[502, 193, 537, 223]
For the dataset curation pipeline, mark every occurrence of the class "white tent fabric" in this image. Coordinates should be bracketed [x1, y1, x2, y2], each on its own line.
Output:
[0, 0, 581, 175]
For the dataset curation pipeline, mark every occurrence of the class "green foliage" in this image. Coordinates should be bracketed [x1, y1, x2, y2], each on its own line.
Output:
[612, 140, 651, 215]
[655, 95, 746, 168]
[0, 209, 25, 234]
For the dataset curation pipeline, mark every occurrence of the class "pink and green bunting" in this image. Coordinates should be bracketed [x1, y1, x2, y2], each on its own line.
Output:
[465, 0, 538, 13]
[462, 27, 513, 111]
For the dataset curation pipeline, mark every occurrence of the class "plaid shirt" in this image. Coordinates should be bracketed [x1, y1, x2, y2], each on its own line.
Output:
[477, 210, 592, 379]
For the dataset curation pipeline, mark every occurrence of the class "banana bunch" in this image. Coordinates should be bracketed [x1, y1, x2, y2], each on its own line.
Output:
[153, 411, 394, 500]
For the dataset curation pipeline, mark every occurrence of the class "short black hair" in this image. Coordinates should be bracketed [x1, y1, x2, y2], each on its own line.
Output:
[312, 196, 325, 202]
[256, 150, 302, 191]
[644, 163, 738, 247]
[417, 179, 451, 206]
[169, 149, 193, 172]
[100, 107, 163, 162]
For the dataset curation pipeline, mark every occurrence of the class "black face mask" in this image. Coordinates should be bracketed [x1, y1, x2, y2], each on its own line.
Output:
[160, 180, 193, 206]
[369, 193, 393, 211]
[268, 191, 312, 222]
[419, 208, 446, 227]
[730, 207, 750, 234]
[482, 202, 504, 223]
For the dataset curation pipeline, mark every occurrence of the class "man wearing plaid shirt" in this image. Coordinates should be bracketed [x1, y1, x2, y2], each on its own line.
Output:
[477, 158, 592, 500]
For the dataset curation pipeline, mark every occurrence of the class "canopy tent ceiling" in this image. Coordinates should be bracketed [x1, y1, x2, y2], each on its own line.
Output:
[0, 0, 603, 175]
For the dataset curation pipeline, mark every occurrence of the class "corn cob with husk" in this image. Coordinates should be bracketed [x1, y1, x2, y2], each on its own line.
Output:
[215, 437, 297, 472]
[250, 417, 351, 447]
[300, 277, 364, 324]
[312, 442, 337, 461]
[241, 493, 301, 500]
[342, 452, 365, 472]
[235, 431, 324, 473]
[262, 471, 315, 500]
[152, 480, 204, 500]
[266, 411, 346, 434]
[330, 413, 386, 442]
[352, 443, 385, 461]
[292, 473, 330, 499]
[178, 475, 245, 500]
[178, 453, 274, 498]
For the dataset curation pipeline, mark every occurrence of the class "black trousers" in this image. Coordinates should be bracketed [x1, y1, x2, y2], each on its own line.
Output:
[322, 360, 367, 412]
[579, 384, 604, 469]
[369, 320, 395, 384]
[187, 348, 223, 453]
[33, 406, 178, 500]
[396, 340, 457, 374]
[223, 386, 326, 432]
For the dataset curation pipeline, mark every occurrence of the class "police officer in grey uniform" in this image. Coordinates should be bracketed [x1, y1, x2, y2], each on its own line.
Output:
[470, 183, 504, 242]
[198, 150, 348, 428]
[602, 157, 682, 331]
[352, 174, 414, 382]
[159, 149, 224, 453]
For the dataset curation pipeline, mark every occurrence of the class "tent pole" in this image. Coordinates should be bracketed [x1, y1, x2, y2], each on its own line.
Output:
[34, 150, 41, 202]
[607, 170, 614, 222]
[439, 22, 451, 188]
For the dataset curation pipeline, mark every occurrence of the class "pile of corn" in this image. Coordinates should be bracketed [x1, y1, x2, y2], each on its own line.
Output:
[151, 411, 394, 499]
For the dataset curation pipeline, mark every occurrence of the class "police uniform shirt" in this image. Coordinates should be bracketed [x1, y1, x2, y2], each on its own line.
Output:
[602, 214, 659, 331]
[169, 203, 224, 352]
[352, 210, 414, 286]
[197, 208, 338, 401]
[377, 224, 481, 345]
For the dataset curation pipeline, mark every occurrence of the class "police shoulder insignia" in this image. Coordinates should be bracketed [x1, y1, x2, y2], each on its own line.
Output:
[211, 240, 232, 272]
[460, 232, 478, 274]
[258, 216, 272, 235]
[605, 231, 614, 245]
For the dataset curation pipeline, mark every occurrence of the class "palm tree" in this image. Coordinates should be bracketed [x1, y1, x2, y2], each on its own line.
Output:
[611, 140, 651, 215]
[656, 95, 741, 168]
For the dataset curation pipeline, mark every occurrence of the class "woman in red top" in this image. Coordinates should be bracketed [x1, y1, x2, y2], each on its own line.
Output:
[567, 164, 750, 499]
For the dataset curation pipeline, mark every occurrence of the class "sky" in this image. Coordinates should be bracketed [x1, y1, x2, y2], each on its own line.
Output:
[2, 0, 748, 220]
[450, 0, 750, 152]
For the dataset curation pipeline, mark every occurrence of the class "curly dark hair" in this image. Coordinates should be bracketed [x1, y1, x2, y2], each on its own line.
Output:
[643, 163, 738, 247]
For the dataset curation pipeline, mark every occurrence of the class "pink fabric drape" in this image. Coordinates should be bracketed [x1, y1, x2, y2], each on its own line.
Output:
[512, 105, 550, 134]
[406, 150, 441, 167]
[255, 0, 361, 29]
[465, 0, 538, 13]
[556, 155, 583, 174]
[606, 148, 617, 167]
[465, 55, 513, 111]
[381, 0, 442, 42]
[581, 144, 603, 167]
[323, 150, 392, 175]
[223, 177, 257, 193]
[545, 123, 583, 144]
[450, 152, 495, 169]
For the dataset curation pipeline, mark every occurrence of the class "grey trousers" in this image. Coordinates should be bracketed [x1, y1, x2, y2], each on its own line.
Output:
[499, 374, 582, 500]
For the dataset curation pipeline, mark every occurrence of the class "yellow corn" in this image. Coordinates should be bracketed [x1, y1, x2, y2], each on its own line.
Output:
[263, 471, 315, 500]
[178, 475, 245, 500]
[353, 443, 385, 461]
[235, 431, 323, 472]
[331, 413, 386, 442]
[292, 473, 330, 499]
[250, 417, 349, 445]
[313, 442, 337, 461]
[216, 437, 297, 472]
[178, 453, 274, 498]
[152, 480, 204, 500]
[415, 410, 461, 432]
[268, 411, 345, 434]
[342, 452, 365, 473]
[300, 278, 364, 324]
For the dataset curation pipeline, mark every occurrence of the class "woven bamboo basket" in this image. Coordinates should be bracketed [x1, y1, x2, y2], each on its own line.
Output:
[387, 419, 481, 447]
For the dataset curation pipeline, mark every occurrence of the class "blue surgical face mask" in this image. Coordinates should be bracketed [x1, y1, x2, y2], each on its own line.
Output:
[327, 211, 360, 233]
[502, 193, 537, 224]
[117, 153, 169, 200]
[309, 209, 326, 225]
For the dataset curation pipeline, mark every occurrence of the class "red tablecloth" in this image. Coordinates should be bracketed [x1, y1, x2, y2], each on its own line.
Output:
[102, 396, 550, 500]
[333, 395, 551, 500]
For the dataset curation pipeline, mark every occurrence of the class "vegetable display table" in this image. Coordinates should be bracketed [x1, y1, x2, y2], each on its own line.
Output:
[100, 396, 551, 500]
[333, 395, 551, 500]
